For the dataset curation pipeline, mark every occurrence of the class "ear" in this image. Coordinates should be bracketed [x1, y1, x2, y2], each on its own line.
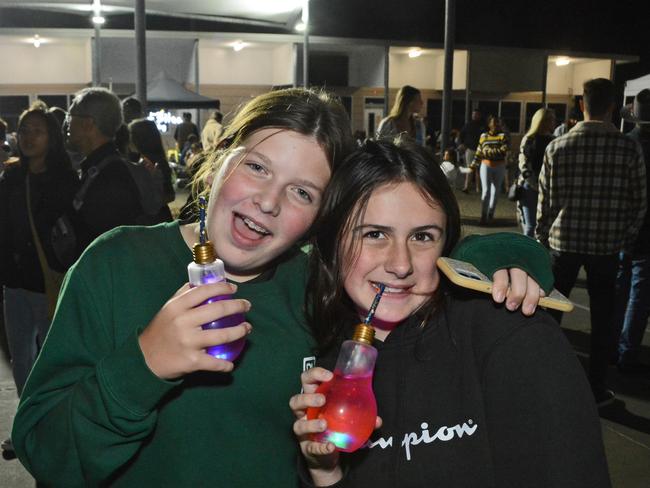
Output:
[579, 99, 585, 113]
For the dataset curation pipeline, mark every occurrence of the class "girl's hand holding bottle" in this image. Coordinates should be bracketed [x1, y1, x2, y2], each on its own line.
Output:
[290, 367, 382, 486]
[138, 282, 252, 380]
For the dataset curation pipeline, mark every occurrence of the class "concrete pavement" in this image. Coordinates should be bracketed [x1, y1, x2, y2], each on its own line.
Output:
[1, 187, 648, 486]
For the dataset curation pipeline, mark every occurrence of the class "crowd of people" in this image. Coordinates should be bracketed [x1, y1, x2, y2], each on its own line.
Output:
[0, 78, 646, 486]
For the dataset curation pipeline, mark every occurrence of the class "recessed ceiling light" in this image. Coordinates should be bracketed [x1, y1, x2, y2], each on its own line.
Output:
[555, 56, 571, 66]
[232, 41, 246, 52]
[408, 48, 422, 59]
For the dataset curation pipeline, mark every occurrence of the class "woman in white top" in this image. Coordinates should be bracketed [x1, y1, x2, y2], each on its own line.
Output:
[376, 85, 425, 146]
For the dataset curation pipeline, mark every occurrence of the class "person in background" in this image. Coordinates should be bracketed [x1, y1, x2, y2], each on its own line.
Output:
[46, 107, 67, 131]
[440, 147, 471, 186]
[614, 88, 650, 378]
[174, 112, 199, 162]
[0, 107, 79, 456]
[376, 85, 426, 146]
[65, 87, 142, 252]
[201, 110, 224, 153]
[180, 133, 199, 166]
[0, 117, 11, 167]
[517, 108, 556, 237]
[128, 118, 175, 221]
[473, 115, 510, 225]
[457, 109, 484, 193]
[537, 78, 647, 406]
[291, 139, 610, 487]
[553, 108, 581, 137]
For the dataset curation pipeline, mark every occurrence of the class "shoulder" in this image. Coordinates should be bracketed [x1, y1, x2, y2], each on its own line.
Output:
[445, 294, 565, 364]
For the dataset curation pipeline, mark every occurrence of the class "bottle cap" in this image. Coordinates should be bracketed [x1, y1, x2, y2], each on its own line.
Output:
[352, 323, 375, 345]
[193, 241, 216, 264]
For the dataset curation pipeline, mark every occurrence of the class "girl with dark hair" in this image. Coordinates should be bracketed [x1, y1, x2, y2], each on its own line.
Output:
[0, 108, 79, 402]
[128, 118, 175, 220]
[291, 139, 611, 487]
[376, 85, 426, 145]
[473, 115, 510, 225]
[13, 89, 546, 486]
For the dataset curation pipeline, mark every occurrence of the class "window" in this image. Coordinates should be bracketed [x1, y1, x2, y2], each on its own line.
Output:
[38, 95, 69, 110]
[0, 96, 30, 132]
[477, 100, 499, 119]
[500, 101, 521, 134]
[525, 102, 544, 130]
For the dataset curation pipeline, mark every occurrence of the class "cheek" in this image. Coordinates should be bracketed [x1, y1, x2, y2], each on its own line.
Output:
[279, 205, 318, 241]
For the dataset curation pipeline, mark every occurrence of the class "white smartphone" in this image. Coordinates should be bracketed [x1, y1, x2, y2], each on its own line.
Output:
[437, 257, 574, 313]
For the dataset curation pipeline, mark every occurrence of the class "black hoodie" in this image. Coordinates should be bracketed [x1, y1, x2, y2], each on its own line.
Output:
[302, 291, 611, 488]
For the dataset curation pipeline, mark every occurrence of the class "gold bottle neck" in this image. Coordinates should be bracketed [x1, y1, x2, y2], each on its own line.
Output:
[193, 241, 216, 264]
[352, 323, 375, 345]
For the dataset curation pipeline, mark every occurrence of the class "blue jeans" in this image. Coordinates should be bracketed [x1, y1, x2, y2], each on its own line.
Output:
[479, 163, 506, 220]
[3, 287, 50, 396]
[614, 253, 650, 365]
[548, 251, 619, 386]
[518, 183, 538, 238]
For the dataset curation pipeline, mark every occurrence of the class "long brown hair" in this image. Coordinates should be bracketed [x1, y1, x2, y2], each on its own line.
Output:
[17, 108, 72, 173]
[306, 138, 461, 352]
[189, 87, 354, 212]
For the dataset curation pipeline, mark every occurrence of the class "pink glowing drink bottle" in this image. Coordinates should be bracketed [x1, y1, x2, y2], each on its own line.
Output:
[188, 240, 246, 361]
[307, 323, 378, 452]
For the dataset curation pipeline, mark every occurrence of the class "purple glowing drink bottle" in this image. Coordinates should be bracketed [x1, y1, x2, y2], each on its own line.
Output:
[307, 323, 378, 452]
[188, 240, 246, 361]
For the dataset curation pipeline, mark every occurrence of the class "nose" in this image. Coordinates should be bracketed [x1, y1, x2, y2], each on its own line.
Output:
[384, 241, 413, 279]
[252, 185, 281, 217]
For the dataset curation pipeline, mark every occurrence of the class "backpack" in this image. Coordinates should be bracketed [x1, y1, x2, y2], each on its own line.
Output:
[50, 156, 164, 267]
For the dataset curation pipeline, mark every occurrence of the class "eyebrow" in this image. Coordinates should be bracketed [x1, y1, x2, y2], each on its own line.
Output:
[245, 149, 326, 193]
[354, 224, 445, 233]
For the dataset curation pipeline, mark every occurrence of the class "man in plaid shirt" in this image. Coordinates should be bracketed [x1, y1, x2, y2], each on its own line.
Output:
[536, 78, 646, 407]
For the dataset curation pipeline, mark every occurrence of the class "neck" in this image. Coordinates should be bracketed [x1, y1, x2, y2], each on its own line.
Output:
[583, 112, 611, 123]
[84, 136, 111, 157]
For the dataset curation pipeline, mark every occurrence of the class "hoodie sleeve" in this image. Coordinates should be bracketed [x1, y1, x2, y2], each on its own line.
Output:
[12, 245, 180, 486]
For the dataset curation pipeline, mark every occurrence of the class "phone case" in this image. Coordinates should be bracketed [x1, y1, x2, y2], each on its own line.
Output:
[437, 257, 574, 312]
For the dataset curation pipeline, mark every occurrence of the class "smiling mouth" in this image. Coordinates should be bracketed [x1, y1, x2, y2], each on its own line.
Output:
[371, 281, 412, 294]
[235, 213, 272, 236]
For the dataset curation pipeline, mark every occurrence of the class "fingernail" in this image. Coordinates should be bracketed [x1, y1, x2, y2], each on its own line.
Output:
[495, 291, 505, 302]
[244, 323, 253, 334]
[319, 420, 326, 430]
[243, 300, 252, 311]
[507, 301, 517, 310]
[230, 283, 238, 292]
[316, 395, 325, 406]
[525, 304, 535, 315]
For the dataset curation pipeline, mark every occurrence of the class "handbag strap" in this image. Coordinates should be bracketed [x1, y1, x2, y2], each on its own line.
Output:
[25, 173, 55, 284]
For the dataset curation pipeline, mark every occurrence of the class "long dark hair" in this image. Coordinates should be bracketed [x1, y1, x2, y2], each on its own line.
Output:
[190, 88, 354, 208]
[129, 118, 167, 164]
[17, 108, 72, 173]
[306, 138, 461, 351]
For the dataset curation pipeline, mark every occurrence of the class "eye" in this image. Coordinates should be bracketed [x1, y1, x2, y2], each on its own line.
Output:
[244, 161, 266, 174]
[412, 231, 438, 242]
[363, 230, 386, 240]
[293, 187, 313, 203]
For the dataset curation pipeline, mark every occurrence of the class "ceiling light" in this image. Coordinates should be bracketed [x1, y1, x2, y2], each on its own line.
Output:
[32, 35, 41, 48]
[408, 48, 422, 59]
[232, 41, 246, 52]
[295, 21, 306, 32]
[555, 56, 571, 67]
[92, 15, 106, 25]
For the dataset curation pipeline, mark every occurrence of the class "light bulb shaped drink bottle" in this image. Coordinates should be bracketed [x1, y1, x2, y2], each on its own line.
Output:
[306, 285, 385, 452]
[188, 240, 246, 361]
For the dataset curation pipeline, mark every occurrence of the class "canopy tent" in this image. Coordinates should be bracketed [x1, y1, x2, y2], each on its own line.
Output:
[624, 74, 650, 99]
[146, 72, 220, 109]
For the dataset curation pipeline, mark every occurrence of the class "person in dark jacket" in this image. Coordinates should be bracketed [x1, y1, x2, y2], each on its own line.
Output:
[614, 89, 650, 378]
[65, 87, 143, 252]
[291, 139, 611, 488]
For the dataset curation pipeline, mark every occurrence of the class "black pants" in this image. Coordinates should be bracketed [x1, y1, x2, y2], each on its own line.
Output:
[548, 251, 619, 387]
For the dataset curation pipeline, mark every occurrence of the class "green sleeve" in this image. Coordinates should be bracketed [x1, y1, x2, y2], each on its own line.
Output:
[12, 248, 180, 486]
[451, 232, 554, 295]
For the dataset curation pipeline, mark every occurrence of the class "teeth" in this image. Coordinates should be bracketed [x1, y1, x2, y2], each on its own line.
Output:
[372, 282, 405, 293]
[243, 217, 270, 235]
